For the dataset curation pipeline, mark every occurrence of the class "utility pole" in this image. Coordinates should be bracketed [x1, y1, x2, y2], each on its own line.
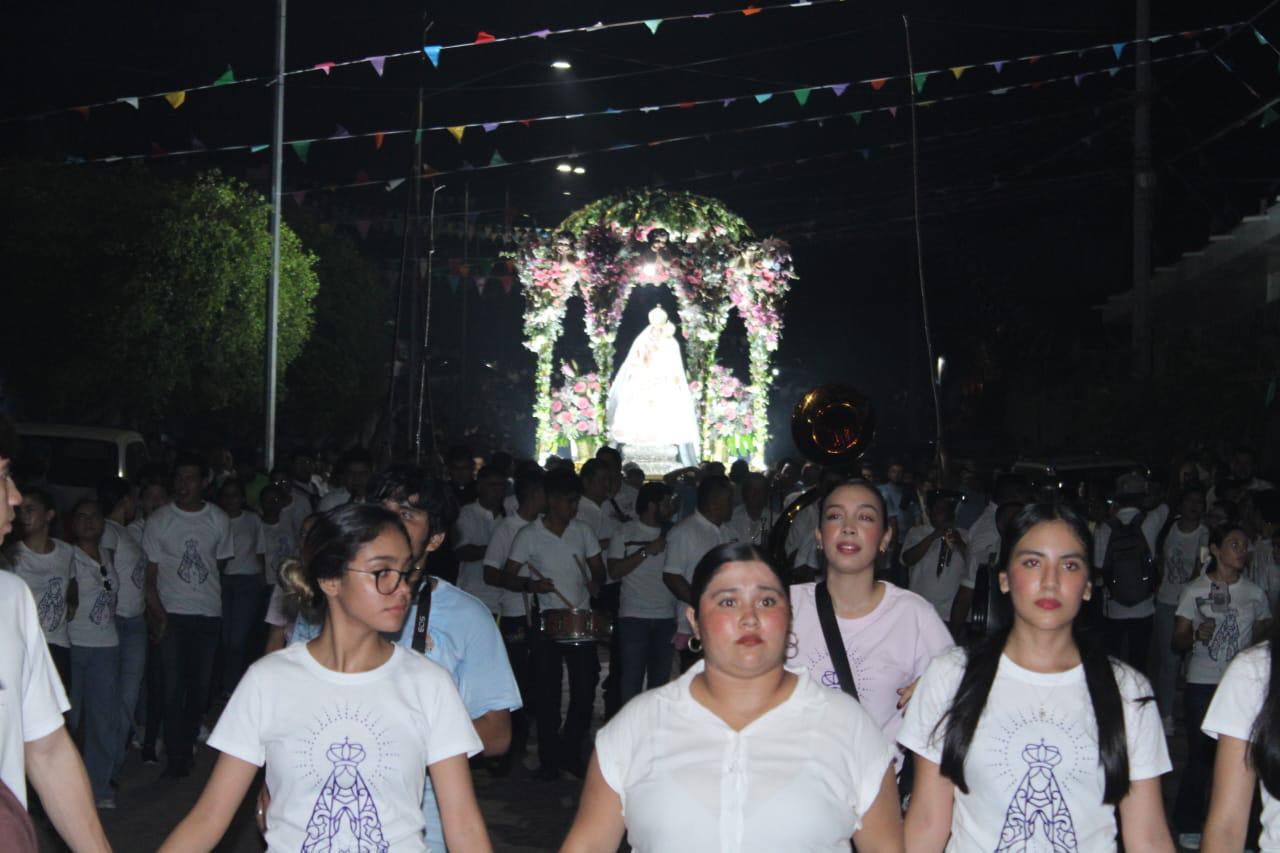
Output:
[1131, 0, 1154, 379]
[264, 0, 286, 469]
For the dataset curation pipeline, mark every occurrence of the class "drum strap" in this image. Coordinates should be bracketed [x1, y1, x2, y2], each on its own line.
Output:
[411, 577, 433, 654]
[815, 581, 858, 702]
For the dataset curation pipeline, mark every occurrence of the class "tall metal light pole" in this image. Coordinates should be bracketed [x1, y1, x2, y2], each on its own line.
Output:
[265, 0, 287, 469]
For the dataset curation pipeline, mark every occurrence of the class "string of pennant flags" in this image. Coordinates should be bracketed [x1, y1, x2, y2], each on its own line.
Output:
[5, 0, 851, 123]
[19, 17, 1254, 129]
[70, 45, 1212, 176]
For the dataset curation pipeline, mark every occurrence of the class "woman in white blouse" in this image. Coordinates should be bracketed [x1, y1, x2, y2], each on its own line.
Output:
[899, 503, 1174, 851]
[560, 541, 904, 853]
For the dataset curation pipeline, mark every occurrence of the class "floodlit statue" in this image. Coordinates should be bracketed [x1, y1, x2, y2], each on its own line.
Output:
[607, 306, 700, 465]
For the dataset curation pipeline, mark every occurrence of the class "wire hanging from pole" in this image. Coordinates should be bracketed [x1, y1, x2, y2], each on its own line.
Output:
[902, 15, 946, 474]
[415, 182, 445, 464]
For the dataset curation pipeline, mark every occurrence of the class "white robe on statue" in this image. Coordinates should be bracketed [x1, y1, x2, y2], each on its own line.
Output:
[607, 307, 701, 453]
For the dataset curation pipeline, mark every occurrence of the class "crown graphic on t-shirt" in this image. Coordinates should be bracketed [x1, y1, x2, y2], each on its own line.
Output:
[326, 738, 367, 768]
[1021, 740, 1063, 769]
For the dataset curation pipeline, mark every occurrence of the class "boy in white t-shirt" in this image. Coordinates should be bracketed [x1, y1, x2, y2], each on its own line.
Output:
[1152, 486, 1208, 727]
[453, 465, 507, 615]
[67, 498, 120, 808]
[10, 488, 76, 690]
[901, 490, 969, 623]
[142, 452, 234, 778]
[218, 479, 267, 692]
[0, 419, 110, 848]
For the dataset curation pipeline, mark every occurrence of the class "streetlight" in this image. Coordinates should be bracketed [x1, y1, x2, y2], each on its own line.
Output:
[935, 355, 946, 384]
[551, 60, 572, 70]
[573, 166, 586, 175]
[556, 163, 572, 173]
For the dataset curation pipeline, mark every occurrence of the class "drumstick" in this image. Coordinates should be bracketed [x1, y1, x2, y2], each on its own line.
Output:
[523, 563, 576, 610]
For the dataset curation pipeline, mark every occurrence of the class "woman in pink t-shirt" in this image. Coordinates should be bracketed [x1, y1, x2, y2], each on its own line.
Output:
[790, 480, 953, 753]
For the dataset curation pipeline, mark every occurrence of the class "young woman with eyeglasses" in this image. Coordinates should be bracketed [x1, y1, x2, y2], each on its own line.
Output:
[160, 504, 492, 852]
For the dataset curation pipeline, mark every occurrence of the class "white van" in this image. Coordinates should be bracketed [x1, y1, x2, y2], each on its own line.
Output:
[15, 423, 150, 512]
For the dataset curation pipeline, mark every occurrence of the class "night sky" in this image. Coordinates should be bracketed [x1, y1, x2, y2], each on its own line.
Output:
[4, 0, 1276, 461]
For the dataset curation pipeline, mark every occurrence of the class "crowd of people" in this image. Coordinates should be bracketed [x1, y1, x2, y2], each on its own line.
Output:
[7, 424, 1280, 850]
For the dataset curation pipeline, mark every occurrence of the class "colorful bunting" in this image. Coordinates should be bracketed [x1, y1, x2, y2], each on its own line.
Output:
[331, 125, 351, 138]
[950, 66, 967, 80]
[291, 140, 311, 163]
[490, 150, 507, 165]
[367, 56, 386, 76]
[645, 19, 662, 34]
[375, 132, 385, 149]
[1255, 27, 1270, 45]
[447, 126, 466, 142]
[850, 110, 865, 124]
[1073, 74, 1084, 86]
[743, 5, 762, 14]
[992, 61, 1006, 73]
[483, 122, 500, 132]
[164, 91, 186, 109]
[251, 143, 269, 153]
[755, 93, 772, 104]
[913, 71, 930, 93]
[475, 31, 496, 44]
[191, 136, 207, 150]
[119, 97, 139, 109]
[888, 106, 898, 118]
[414, 129, 424, 145]
[793, 88, 811, 105]
[831, 83, 848, 96]
[423, 45, 442, 67]
[314, 62, 336, 76]
[1111, 42, 1125, 60]
[386, 178, 405, 190]
[529, 29, 551, 39]
[213, 66, 235, 86]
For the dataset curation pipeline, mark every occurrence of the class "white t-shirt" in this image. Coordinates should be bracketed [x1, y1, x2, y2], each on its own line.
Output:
[663, 511, 734, 633]
[1254, 537, 1280, 611]
[1202, 643, 1280, 851]
[727, 504, 777, 548]
[612, 481, 639, 523]
[209, 643, 482, 853]
[576, 497, 617, 550]
[790, 581, 953, 749]
[903, 523, 969, 622]
[225, 512, 267, 577]
[280, 494, 313, 542]
[959, 502, 1000, 590]
[102, 518, 147, 618]
[595, 661, 895, 852]
[609, 520, 677, 620]
[898, 648, 1171, 852]
[785, 502, 820, 570]
[67, 547, 119, 648]
[1094, 505, 1169, 619]
[0, 571, 71, 808]
[11, 540, 76, 647]
[454, 502, 503, 614]
[262, 519, 299, 587]
[142, 502, 234, 617]
[1158, 522, 1208, 606]
[316, 487, 353, 513]
[1176, 574, 1271, 684]
[482, 514, 534, 618]
[507, 519, 601, 611]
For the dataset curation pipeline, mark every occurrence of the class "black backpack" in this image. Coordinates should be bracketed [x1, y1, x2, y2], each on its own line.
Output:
[1103, 512, 1155, 606]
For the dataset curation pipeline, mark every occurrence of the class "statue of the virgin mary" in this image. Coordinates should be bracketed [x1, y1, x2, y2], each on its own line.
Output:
[607, 306, 700, 464]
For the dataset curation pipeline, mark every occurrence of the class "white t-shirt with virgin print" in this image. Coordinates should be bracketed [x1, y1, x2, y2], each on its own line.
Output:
[898, 648, 1171, 852]
[102, 518, 147, 619]
[67, 546, 118, 648]
[11, 540, 76, 647]
[209, 643, 481, 853]
[1176, 573, 1270, 685]
[142, 502, 234, 617]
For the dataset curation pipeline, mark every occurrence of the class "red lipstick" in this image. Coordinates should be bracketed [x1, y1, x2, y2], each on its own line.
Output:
[1034, 598, 1061, 610]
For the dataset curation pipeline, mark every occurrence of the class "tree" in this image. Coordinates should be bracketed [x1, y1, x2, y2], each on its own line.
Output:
[0, 166, 318, 426]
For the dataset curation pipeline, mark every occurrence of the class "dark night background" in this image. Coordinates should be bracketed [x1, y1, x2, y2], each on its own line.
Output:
[3, 0, 1278, 470]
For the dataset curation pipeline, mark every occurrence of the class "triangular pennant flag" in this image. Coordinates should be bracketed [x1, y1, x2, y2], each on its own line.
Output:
[1263, 108, 1280, 128]
[191, 136, 207, 150]
[831, 83, 849, 97]
[518, 119, 532, 126]
[355, 221, 371, 239]
[165, 91, 186, 109]
[331, 125, 350, 139]
[73, 106, 90, 119]
[476, 278, 487, 295]
[1255, 27, 1269, 46]
[604, 107, 621, 114]
[374, 132, 385, 149]
[423, 45, 442, 67]
[529, 28, 551, 38]
[290, 191, 307, 205]
[755, 93, 773, 104]
[386, 178, 405, 191]
[214, 65, 235, 86]
[888, 106, 898, 118]
[251, 143, 269, 153]
[793, 88, 811, 105]
[743, 5, 762, 15]
[475, 31, 496, 44]
[869, 78, 887, 91]
[414, 129, 424, 145]
[913, 71, 929, 93]
[1111, 42, 1125, 60]
[1073, 74, 1085, 87]
[992, 61, 1006, 73]
[950, 66, 967, 80]
[291, 140, 311, 163]
[1108, 67, 1120, 77]
[645, 19, 662, 34]
[367, 56, 386, 76]
[483, 122, 499, 132]
[313, 62, 335, 75]
[850, 110, 865, 125]
[119, 97, 139, 109]
[447, 125, 466, 142]
[490, 150, 506, 166]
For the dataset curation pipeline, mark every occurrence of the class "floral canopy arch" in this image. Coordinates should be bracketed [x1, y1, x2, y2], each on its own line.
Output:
[511, 188, 795, 468]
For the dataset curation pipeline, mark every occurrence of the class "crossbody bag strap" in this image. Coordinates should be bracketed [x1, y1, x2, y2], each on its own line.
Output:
[815, 581, 858, 701]
[411, 578, 433, 653]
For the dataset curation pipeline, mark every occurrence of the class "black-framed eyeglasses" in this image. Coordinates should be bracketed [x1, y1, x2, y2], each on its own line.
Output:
[346, 567, 413, 595]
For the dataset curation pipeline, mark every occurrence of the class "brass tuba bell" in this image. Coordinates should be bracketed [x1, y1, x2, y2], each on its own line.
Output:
[767, 384, 876, 573]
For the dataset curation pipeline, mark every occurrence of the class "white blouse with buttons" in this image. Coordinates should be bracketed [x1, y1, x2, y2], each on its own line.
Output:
[594, 661, 896, 852]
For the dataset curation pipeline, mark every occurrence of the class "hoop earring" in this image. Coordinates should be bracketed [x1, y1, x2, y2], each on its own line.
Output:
[688, 636, 702, 654]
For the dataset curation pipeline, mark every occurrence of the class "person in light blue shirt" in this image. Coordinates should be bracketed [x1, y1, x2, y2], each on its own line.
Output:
[288, 464, 520, 852]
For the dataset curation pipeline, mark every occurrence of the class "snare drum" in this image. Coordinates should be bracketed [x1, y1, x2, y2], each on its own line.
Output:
[541, 608, 613, 644]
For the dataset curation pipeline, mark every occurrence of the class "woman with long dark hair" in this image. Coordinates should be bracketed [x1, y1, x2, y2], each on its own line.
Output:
[160, 504, 491, 852]
[899, 503, 1173, 850]
[1201, 614, 1280, 850]
[560, 541, 904, 852]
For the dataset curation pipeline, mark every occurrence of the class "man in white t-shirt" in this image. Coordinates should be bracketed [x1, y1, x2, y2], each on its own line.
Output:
[609, 481, 678, 704]
[902, 489, 969, 624]
[143, 452, 234, 778]
[662, 474, 736, 670]
[727, 472, 776, 547]
[452, 465, 507, 615]
[950, 474, 1033, 632]
[315, 446, 373, 512]
[594, 446, 637, 525]
[577, 459, 624, 717]
[217, 479, 267, 693]
[0, 419, 111, 849]
[505, 468, 606, 780]
[1206, 446, 1274, 506]
[1153, 486, 1208, 726]
[269, 467, 313, 542]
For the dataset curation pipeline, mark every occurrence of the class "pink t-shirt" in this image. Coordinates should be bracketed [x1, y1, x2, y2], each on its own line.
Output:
[790, 581, 953, 747]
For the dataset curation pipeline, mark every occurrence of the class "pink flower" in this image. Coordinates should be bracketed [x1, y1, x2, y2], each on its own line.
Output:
[558, 411, 573, 424]
[576, 396, 590, 410]
[573, 381, 586, 394]
[583, 406, 596, 419]
[551, 400, 563, 413]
